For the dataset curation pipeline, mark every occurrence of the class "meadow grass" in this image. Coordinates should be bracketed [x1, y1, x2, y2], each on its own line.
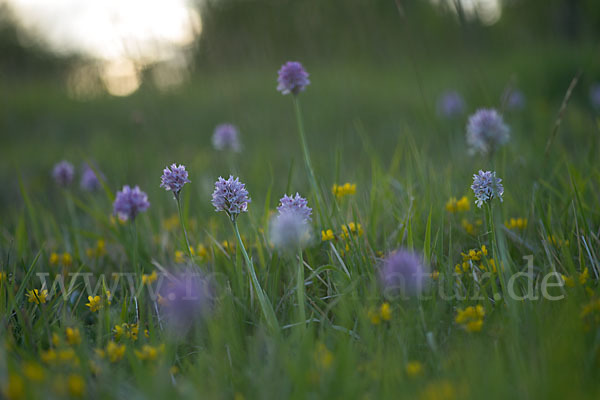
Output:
[1, 45, 600, 399]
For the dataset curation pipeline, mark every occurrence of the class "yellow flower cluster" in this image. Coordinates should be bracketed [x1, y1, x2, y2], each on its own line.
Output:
[104, 341, 126, 363]
[113, 323, 138, 341]
[341, 222, 364, 238]
[562, 267, 589, 288]
[142, 271, 158, 285]
[455, 246, 488, 274]
[445, 196, 470, 213]
[66, 327, 82, 345]
[0, 271, 7, 283]
[321, 229, 335, 241]
[548, 234, 569, 247]
[134, 344, 165, 361]
[455, 305, 485, 332]
[332, 183, 356, 199]
[368, 302, 392, 325]
[504, 217, 527, 230]
[85, 239, 106, 258]
[49, 252, 73, 267]
[581, 298, 600, 331]
[26, 289, 49, 305]
[419, 380, 457, 400]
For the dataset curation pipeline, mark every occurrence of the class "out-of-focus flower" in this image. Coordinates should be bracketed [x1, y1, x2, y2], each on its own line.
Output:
[471, 170, 504, 208]
[502, 89, 526, 110]
[466, 109, 510, 155]
[505, 217, 527, 230]
[590, 84, 600, 110]
[66, 327, 82, 345]
[160, 163, 190, 197]
[437, 90, 465, 118]
[445, 196, 470, 212]
[212, 124, 242, 152]
[80, 163, 103, 191]
[113, 185, 150, 221]
[67, 374, 85, 397]
[134, 344, 165, 361]
[341, 222, 363, 238]
[277, 193, 312, 221]
[105, 341, 125, 363]
[321, 229, 335, 242]
[26, 288, 49, 304]
[49, 252, 59, 266]
[270, 211, 311, 253]
[455, 305, 485, 332]
[62, 252, 73, 267]
[379, 250, 428, 298]
[3, 374, 24, 400]
[53, 160, 75, 187]
[23, 362, 45, 382]
[332, 183, 356, 199]
[368, 302, 392, 325]
[142, 271, 158, 285]
[277, 61, 310, 95]
[211, 176, 251, 220]
[405, 361, 424, 378]
[160, 270, 212, 333]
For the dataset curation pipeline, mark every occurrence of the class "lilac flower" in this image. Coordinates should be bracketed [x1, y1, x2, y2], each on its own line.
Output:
[270, 210, 311, 253]
[52, 160, 75, 187]
[160, 270, 212, 333]
[502, 89, 526, 111]
[466, 108, 510, 155]
[160, 163, 190, 197]
[277, 61, 310, 95]
[277, 193, 312, 222]
[379, 250, 428, 298]
[471, 170, 504, 208]
[590, 84, 600, 110]
[80, 164, 103, 191]
[212, 124, 242, 152]
[211, 176, 251, 219]
[113, 185, 150, 221]
[437, 91, 465, 118]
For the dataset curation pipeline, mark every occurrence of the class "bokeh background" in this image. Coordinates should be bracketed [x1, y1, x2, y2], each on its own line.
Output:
[1, 0, 599, 215]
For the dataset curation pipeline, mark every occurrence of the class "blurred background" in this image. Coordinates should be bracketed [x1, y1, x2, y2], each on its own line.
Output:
[1, 0, 599, 214]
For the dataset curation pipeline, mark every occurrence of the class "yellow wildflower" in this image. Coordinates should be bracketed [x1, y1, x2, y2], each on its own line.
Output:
[380, 302, 392, 321]
[66, 327, 82, 345]
[0, 271, 7, 284]
[86, 296, 102, 312]
[26, 289, 48, 305]
[106, 341, 126, 362]
[67, 374, 85, 397]
[548, 234, 569, 247]
[96, 239, 106, 256]
[455, 305, 485, 332]
[142, 271, 158, 285]
[3, 374, 24, 400]
[61, 252, 73, 267]
[196, 244, 208, 258]
[57, 348, 78, 365]
[174, 250, 185, 264]
[23, 362, 45, 382]
[332, 183, 356, 199]
[49, 252, 59, 266]
[505, 217, 527, 230]
[52, 333, 61, 346]
[419, 380, 456, 400]
[41, 349, 57, 364]
[321, 229, 335, 242]
[445, 196, 470, 213]
[431, 270, 440, 280]
[405, 361, 424, 378]
[135, 344, 164, 361]
[341, 222, 363, 238]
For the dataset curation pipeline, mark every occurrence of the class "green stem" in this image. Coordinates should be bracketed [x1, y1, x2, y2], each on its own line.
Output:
[293, 97, 323, 217]
[296, 250, 306, 331]
[232, 219, 279, 334]
[176, 195, 194, 262]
